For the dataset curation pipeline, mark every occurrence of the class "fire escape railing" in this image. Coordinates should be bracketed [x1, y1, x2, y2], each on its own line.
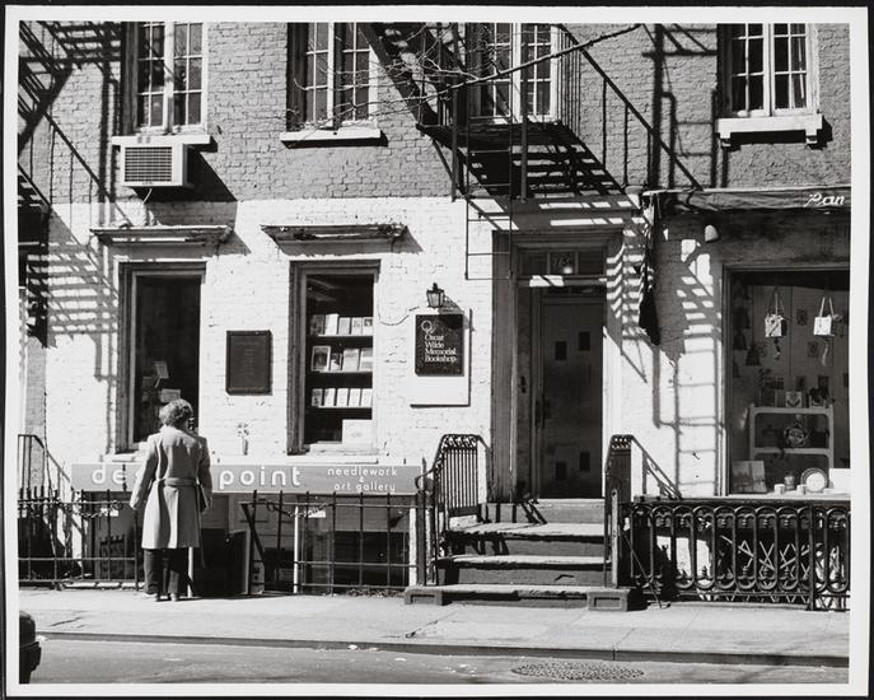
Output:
[555, 25, 701, 191]
[415, 23, 702, 199]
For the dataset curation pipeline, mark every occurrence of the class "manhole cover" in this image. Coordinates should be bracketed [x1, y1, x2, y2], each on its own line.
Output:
[511, 660, 645, 682]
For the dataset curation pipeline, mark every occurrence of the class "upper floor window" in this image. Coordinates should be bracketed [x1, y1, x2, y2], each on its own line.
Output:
[467, 23, 556, 120]
[724, 23, 814, 117]
[133, 22, 204, 131]
[288, 23, 375, 130]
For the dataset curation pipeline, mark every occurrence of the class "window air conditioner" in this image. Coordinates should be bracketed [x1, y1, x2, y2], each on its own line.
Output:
[120, 142, 191, 188]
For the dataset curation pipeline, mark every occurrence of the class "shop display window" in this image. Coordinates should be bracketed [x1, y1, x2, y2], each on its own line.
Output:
[727, 269, 849, 495]
[303, 272, 374, 446]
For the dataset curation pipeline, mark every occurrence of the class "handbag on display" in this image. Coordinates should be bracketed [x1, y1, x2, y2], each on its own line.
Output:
[813, 295, 836, 337]
[763, 288, 787, 338]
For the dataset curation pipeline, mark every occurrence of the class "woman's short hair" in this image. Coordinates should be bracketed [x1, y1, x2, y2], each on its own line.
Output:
[159, 399, 194, 428]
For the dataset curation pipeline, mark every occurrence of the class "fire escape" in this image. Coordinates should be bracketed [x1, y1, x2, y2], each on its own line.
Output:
[408, 23, 701, 280]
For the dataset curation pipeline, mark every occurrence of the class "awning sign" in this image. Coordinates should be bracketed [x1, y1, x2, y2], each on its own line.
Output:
[70, 462, 420, 495]
[803, 191, 848, 209]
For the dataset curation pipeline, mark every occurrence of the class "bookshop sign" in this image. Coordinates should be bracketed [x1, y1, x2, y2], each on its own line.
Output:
[415, 313, 464, 376]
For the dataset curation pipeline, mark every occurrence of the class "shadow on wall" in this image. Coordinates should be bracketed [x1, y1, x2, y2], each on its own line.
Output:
[609, 223, 721, 497]
[19, 21, 239, 217]
[132, 148, 237, 204]
[19, 21, 127, 226]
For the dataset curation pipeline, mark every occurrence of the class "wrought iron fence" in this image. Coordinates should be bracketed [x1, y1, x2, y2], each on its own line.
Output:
[618, 499, 850, 610]
[240, 491, 421, 594]
[18, 487, 140, 586]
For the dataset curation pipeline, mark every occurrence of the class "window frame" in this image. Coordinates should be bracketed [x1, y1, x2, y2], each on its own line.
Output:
[288, 261, 380, 454]
[466, 23, 559, 122]
[119, 263, 205, 451]
[286, 22, 379, 133]
[722, 23, 817, 119]
[125, 21, 207, 135]
[716, 23, 822, 146]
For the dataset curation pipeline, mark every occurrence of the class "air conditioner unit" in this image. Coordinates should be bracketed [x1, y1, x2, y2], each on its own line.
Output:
[121, 142, 190, 188]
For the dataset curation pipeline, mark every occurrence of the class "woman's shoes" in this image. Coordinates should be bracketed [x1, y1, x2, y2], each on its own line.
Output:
[170, 593, 180, 602]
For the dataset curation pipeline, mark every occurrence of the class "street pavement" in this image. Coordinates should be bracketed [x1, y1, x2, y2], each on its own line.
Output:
[17, 587, 851, 669]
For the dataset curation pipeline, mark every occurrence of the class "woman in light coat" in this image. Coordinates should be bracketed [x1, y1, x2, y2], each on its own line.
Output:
[130, 399, 212, 601]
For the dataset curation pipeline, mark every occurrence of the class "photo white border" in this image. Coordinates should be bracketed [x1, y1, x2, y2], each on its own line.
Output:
[4, 4, 869, 697]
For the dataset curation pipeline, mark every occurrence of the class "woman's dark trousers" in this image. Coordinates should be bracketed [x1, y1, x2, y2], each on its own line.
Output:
[143, 548, 187, 596]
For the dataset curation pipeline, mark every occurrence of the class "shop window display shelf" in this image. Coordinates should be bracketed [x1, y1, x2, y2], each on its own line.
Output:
[748, 404, 834, 471]
[305, 302, 374, 445]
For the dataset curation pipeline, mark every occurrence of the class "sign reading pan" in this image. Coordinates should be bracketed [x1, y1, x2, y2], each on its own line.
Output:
[415, 313, 464, 376]
[227, 330, 272, 394]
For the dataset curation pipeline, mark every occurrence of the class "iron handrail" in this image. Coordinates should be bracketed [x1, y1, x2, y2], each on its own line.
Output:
[416, 434, 484, 585]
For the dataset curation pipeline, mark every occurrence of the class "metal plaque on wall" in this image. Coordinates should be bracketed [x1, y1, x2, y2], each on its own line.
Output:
[226, 330, 272, 394]
[414, 313, 464, 376]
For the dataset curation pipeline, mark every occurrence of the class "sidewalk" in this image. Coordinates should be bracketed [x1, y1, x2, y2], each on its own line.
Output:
[18, 588, 849, 667]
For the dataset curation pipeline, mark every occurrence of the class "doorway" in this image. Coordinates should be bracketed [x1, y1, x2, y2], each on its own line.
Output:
[128, 271, 202, 445]
[531, 289, 604, 498]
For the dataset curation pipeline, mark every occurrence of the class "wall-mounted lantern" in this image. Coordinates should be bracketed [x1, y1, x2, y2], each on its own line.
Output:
[426, 283, 445, 309]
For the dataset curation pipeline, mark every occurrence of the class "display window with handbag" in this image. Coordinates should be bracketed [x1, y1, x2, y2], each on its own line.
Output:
[813, 295, 837, 338]
[763, 287, 787, 338]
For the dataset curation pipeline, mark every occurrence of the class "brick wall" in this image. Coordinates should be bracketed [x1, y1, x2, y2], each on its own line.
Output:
[567, 23, 851, 189]
[19, 21, 454, 207]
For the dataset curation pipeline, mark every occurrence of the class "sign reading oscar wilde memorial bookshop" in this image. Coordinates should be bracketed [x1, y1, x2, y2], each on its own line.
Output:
[415, 313, 464, 376]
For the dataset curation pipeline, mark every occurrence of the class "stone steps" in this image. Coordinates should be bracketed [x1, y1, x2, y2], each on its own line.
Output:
[406, 499, 635, 610]
[405, 584, 636, 610]
[438, 553, 605, 586]
[446, 522, 605, 557]
[484, 499, 605, 524]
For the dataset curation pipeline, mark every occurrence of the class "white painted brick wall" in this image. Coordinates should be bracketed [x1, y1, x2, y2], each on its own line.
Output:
[40, 198, 493, 477]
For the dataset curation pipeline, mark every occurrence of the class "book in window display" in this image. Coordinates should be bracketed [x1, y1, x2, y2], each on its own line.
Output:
[362, 317, 373, 336]
[350, 317, 363, 335]
[349, 387, 362, 407]
[329, 351, 343, 372]
[342, 347, 360, 371]
[337, 317, 352, 335]
[359, 347, 373, 371]
[311, 345, 330, 372]
[324, 313, 339, 336]
[311, 388, 324, 407]
[361, 388, 372, 407]
[335, 387, 349, 407]
[309, 314, 326, 336]
[323, 387, 336, 407]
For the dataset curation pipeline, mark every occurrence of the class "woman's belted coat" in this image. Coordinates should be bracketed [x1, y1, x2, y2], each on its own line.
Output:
[129, 426, 213, 549]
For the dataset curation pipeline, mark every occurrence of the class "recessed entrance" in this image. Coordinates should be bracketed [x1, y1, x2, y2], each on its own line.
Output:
[492, 244, 611, 503]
